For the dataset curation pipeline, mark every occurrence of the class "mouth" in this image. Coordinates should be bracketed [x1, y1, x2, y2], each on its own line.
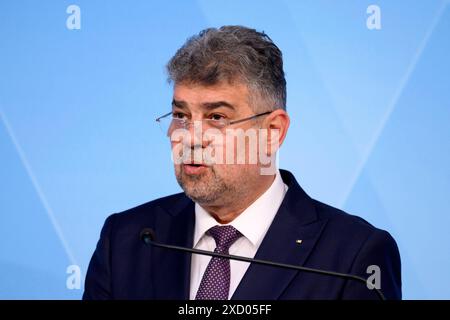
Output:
[182, 163, 209, 175]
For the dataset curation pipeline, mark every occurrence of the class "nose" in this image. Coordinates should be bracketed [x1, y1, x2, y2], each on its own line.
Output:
[184, 119, 210, 150]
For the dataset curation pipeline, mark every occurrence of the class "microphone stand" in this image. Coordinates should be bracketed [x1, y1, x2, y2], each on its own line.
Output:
[141, 230, 386, 300]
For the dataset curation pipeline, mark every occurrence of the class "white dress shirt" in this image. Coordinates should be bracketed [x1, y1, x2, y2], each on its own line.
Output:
[189, 170, 288, 299]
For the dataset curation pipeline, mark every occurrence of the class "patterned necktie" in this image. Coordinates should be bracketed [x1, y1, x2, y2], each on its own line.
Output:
[195, 225, 243, 300]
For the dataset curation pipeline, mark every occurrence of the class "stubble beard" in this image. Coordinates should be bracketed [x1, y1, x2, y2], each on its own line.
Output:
[175, 165, 236, 205]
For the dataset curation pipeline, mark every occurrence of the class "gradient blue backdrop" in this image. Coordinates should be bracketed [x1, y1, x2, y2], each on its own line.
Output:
[1, 0, 449, 299]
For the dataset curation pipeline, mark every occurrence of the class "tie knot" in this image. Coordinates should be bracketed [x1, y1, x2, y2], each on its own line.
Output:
[207, 225, 242, 252]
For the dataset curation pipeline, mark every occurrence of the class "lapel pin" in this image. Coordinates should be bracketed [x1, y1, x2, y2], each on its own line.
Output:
[296, 239, 303, 244]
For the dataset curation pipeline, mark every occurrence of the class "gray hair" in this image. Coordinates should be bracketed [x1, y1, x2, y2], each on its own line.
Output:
[166, 25, 286, 112]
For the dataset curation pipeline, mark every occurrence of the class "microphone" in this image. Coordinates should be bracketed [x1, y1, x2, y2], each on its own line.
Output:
[140, 228, 385, 300]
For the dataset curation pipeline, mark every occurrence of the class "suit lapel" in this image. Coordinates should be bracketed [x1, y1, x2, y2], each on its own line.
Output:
[150, 170, 325, 299]
[151, 196, 195, 299]
[232, 170, 328, 300]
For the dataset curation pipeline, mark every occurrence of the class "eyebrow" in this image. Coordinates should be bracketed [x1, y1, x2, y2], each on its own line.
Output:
[172, 99, 236, 111]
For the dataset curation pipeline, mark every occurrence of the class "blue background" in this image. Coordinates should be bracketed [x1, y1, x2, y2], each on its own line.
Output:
[1, 0, 449, 299]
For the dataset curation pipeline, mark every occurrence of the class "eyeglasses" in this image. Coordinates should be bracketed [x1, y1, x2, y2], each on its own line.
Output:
[155, 110, 272, 136]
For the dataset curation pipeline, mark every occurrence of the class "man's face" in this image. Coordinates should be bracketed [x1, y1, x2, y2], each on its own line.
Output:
[170, 82, 266, 206]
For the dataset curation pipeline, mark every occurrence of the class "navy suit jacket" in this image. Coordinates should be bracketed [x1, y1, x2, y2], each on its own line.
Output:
[83, 170, 401, 300]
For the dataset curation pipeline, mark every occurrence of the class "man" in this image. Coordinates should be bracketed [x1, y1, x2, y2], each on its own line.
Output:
[83, 26, 401, 300]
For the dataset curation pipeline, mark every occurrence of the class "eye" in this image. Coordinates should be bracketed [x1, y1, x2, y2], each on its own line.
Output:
[209, 113, 226, 121]
[172, 112, 187, 120]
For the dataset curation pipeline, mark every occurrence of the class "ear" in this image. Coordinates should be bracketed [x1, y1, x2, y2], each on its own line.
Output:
[264, 109, 290, 156]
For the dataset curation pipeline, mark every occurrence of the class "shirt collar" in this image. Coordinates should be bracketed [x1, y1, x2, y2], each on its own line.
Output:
[193, 170, 288, 248]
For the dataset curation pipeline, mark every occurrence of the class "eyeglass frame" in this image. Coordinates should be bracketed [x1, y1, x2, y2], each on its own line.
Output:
[155, 110, 273, 132]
